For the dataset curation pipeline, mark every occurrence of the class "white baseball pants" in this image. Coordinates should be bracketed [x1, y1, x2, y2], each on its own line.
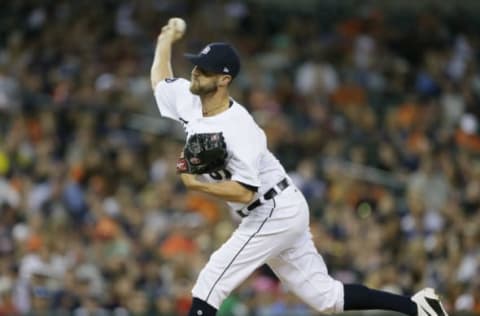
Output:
[191, 185, 344, 313]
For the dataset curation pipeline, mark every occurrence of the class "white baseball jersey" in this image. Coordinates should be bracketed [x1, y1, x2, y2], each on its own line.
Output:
[154, 78, 286, 211]
[154, 78, 344, 313]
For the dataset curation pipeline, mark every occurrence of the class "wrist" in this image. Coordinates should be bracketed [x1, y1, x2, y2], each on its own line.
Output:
[157, 34, 174, 45]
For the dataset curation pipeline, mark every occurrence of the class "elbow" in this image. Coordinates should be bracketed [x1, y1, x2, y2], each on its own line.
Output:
[150, 72, 161, 90]
[151, 65, 173, 90]
[151, 79, 158, 91]
[150, 66, 166, 90]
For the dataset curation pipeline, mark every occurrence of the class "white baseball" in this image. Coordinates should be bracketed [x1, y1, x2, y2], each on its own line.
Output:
[169, 17, 187, 35]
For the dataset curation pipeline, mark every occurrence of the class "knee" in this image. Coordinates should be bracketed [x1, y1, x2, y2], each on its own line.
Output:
[309, 279, 345, 314]
[188, 297, 217, 316]
[311, 302, 339, 315]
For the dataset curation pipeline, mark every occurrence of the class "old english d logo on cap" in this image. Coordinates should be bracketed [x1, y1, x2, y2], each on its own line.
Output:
[200, 46, 211, 55]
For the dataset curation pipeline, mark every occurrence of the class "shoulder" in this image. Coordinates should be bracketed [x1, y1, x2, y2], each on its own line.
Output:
[233, 102, 263, 133]
[154, 77, 191, 94]
[230, 103, 259, 128]
[153, 78, 200, 121]
[224, 103, 266, 144]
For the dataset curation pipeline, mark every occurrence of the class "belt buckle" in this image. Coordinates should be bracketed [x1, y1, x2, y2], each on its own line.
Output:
[263, 188, 276, 200]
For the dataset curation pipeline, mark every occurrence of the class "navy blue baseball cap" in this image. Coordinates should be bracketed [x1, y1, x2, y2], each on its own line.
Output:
[184, 42, 241, 78]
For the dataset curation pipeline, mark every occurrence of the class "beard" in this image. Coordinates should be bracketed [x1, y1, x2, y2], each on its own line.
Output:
[190, 80, 218, 95]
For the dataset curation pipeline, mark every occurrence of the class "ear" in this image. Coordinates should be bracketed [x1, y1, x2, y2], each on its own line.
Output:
[217, 75, 232, 87]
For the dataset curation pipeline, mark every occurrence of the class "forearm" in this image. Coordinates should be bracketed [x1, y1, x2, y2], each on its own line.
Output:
[182, 175, 254, 204]
[150, 37, 174, 89]
[199, 181, 254, 204]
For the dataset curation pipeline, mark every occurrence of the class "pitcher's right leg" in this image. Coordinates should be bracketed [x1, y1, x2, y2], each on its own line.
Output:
[192, 204, 281, 310]
[267, 233, 344, 314]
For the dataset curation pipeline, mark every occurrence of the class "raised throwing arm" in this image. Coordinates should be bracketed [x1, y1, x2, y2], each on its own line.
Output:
[150, 18, 186, 89]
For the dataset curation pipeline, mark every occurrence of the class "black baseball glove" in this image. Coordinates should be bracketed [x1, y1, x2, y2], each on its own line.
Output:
[176, 132, 228, 174]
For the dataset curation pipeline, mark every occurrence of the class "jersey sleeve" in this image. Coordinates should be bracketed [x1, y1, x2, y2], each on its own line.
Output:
[227, 127, 266, 189]
[153, 78, 191, 122]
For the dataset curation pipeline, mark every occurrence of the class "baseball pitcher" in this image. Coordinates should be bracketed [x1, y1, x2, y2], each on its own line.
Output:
[150, 17, 449, 316]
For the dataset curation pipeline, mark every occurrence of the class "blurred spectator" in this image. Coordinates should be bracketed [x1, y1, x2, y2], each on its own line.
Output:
[0, 1, 480, 315]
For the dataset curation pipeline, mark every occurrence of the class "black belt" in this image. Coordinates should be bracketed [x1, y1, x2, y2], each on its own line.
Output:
[236, 178, 290, 218]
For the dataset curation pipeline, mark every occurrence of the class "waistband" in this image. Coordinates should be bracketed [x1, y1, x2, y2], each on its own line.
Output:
[236, 178, 290, 218]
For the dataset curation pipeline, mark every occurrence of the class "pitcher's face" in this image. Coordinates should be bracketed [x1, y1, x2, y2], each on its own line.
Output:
[190, 66, 219, 95]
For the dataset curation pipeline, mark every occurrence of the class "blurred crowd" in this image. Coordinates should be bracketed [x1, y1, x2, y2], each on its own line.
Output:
[1, 0, 480, 315]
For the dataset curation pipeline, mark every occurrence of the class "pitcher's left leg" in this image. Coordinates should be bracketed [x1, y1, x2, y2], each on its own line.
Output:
[268, 231, 440, 316]
[267, 233, 344, 313]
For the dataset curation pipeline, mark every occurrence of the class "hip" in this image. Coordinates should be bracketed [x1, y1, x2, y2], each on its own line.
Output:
[237, 185, 310, 235]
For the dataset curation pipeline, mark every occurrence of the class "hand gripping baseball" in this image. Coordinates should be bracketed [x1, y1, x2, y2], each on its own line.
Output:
[177, 133, 228, 174]
[159, 17, 187, 42]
